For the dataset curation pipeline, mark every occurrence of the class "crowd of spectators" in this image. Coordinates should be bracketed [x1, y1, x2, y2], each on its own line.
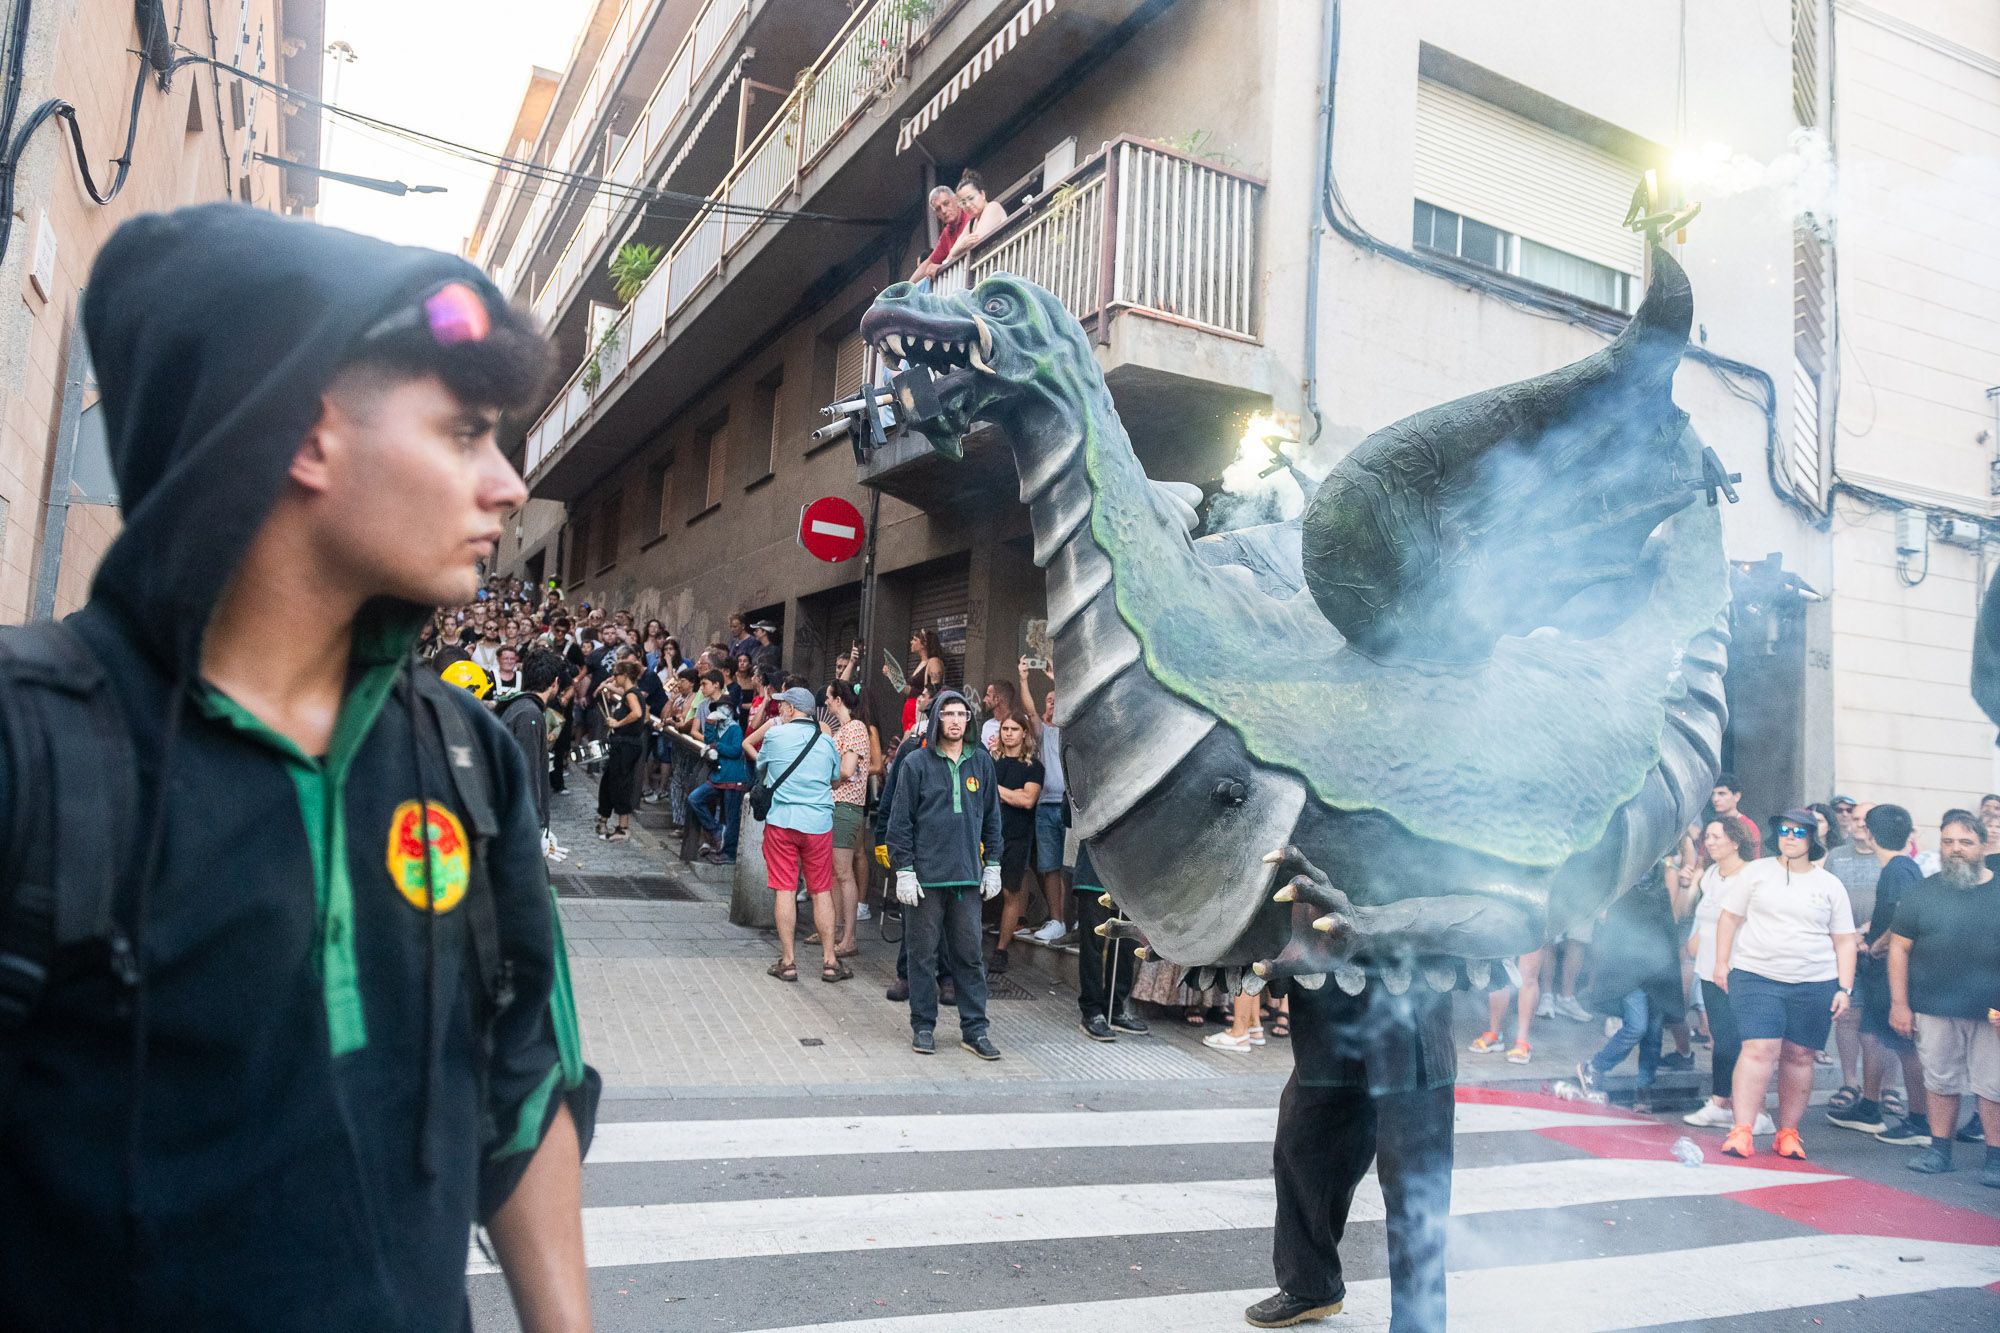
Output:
[425, 580, 1998, 1179]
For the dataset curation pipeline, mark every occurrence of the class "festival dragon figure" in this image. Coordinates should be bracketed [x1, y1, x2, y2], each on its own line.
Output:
[859, 240, 1732, 1330]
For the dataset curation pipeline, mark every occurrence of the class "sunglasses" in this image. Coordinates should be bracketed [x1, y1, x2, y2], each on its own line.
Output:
[357, 280, 493, 349]
[1775, 823, 1812, 839]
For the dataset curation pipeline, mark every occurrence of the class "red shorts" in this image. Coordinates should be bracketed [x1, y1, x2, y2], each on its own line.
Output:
[764, 824, 834, 895]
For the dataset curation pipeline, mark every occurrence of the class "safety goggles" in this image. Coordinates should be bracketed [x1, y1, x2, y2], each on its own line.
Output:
[1775, 823, 1812, 840]
[357, 280, 492, 349]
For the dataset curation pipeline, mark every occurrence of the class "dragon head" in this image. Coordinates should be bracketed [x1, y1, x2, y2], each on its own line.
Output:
[859, 276, 1090, 459]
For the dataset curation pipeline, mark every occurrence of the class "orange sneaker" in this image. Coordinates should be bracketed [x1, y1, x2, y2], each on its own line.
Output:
[1774, 1128, 1806, 1160]
[1720, 1126, 1755, 1158]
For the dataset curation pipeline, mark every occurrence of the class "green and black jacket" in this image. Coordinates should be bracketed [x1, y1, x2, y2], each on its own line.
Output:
[0, 204, 593, 1331]
[885, 689, 1002, 891]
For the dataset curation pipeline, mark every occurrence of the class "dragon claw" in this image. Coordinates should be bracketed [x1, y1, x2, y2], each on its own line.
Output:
[1097, 893, 1115, 909]
[1133, 946, 1150, 961]
[1332, 963, 1366, 995]
[1094, 918, 1145, 941]
[1295, 972, 1327, 991]
[1273, 884, 1296, 904]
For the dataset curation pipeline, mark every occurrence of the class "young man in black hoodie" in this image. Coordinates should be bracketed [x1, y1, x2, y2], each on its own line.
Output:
[886, 689, 1003, 1059]
[0, 205, 596, 1330]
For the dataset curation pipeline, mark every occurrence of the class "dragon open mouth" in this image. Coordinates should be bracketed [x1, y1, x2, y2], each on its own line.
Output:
[856, 303, 996, 457]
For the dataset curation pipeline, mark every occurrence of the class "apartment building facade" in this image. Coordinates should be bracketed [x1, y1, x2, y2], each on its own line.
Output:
[0, 0, 321, 623]
[485, 0, 2000, 831]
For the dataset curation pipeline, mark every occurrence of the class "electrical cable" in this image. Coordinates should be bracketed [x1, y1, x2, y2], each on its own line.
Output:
[0, 0, 40, 269]
[1316, 0, 1825, 529]
[164, 50, 900, 229]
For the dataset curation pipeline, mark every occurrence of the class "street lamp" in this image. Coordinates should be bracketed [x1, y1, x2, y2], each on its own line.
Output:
[323, 40, 358, 167]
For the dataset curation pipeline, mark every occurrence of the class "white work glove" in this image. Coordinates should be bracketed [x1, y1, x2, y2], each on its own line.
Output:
[895, 870, 923, 907]
[980, 864, 1003, 900]
[703, 746, 718, 761]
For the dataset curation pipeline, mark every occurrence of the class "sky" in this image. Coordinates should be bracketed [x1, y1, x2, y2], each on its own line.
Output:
[315, 0, 598, 255]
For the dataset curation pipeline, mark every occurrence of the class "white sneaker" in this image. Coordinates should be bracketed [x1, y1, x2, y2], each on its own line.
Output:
[1203, 1030, 1257, 1053]
[856, 903, 872, 921]
[1535, 994, 1556, 1020]
[1556, 995, 1594, 1022]
[1753, 1112, 1776, 1136]
[1030, 919, 1067, 945]
[1683, 1102, 1735, 1128]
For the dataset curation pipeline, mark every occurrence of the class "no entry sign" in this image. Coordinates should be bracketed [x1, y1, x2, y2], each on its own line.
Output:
[798, 495, 866, 563]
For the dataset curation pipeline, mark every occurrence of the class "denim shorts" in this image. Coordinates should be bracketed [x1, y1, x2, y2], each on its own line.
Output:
[1728, 970, 1838, 1049]
[1033, 804, 1066, 874]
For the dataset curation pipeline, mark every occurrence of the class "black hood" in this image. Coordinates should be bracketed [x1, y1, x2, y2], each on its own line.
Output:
[81, 203, 500, 673]
[925, 688, 973, 749]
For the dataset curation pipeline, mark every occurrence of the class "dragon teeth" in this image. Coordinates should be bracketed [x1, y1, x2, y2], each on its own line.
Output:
[885, 334, 905, 357]
[968, 345, 992, 373]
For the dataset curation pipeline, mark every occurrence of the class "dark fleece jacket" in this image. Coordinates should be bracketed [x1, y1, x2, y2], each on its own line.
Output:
[0, 205, 592, 1331]
[885, 689, 1002, 889]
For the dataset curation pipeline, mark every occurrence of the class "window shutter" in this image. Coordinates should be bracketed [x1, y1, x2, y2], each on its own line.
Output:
[834, 329, 868, 398]
[1413, 80, 1644, 279]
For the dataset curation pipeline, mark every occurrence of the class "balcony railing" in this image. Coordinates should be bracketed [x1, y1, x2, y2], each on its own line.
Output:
[932, 138, 1263, 342]
[496, 0, 751, 306]
[524, 0, 948, 479]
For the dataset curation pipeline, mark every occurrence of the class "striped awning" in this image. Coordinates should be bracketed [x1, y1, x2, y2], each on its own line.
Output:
[896, 0, 1059, 154]
[665, 52, 751, 185]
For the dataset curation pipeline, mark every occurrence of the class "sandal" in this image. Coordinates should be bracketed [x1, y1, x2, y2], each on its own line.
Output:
[767, 960, 799, 983]
[836, 943, 862, 958]
[1269, 1015, 1290, 1039]
[1827, 1085, 1860, 1114]
[821, 960, 854, 983]
[1183, 1009, 1207, 1027]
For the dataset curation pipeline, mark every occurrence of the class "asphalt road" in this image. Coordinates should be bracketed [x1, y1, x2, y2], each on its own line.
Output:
[469, 1077, 2000, 1332]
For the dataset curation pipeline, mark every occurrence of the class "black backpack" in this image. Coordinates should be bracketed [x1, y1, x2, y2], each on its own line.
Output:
[0, 620, 514, 1050]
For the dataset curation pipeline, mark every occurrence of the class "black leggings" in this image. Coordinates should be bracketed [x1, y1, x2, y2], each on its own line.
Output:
[598, 735, 646, 817]
[1701, 979, 1741, 1099]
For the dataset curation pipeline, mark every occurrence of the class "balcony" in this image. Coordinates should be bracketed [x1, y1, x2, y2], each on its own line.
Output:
[857, 138, 1273, 511]
[521, 0, 1170, 503]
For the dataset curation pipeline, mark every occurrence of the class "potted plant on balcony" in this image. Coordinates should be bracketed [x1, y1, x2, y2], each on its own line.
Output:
[583, 243, 665, 393]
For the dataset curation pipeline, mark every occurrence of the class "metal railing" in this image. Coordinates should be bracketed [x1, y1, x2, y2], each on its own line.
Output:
[930, 137, 1263, 342]
[524, 0, 948, 479]
[497, 0, 750, 308]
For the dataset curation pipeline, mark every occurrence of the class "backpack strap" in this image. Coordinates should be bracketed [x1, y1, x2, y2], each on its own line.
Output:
[0, 621, 138, 1032]
[410, 669, 514, 1018]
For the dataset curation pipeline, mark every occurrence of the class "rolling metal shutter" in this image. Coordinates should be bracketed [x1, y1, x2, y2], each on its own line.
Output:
[834, 328, 870, 399]
[1413, 80, 1645, 278]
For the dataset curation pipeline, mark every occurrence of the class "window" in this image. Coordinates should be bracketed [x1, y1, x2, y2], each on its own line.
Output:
[565, 514, 590, 584]
[643, 458, 672, 540]
[750, 370, 784, 482]
[1413, 200, 1632, 312]
[833, 329, 868, 400]
[687, 414, 727, 518]
[1412, 78, 1643, 312]
[229, 82, 246, 130]
[594, 493, 621, 572]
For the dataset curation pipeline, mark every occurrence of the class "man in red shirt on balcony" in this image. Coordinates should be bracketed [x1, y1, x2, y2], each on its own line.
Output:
[909, 185, 967, 284]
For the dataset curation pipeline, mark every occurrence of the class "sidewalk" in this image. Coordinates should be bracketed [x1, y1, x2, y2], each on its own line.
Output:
[543, 788, 1846, 1104]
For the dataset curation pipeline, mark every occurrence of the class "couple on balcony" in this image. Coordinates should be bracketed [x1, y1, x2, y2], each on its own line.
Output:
[908, 169, 1008, 287]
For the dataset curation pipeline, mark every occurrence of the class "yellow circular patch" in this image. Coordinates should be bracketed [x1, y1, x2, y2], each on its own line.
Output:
[964, 776, 980, 792]
[386, 800, 471, 914]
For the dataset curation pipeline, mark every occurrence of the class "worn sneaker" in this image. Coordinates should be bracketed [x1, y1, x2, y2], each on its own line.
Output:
[1555, 995, 1594, 1022]
[1957, 1114, 1985, 1144]
[1982, 1150, 2000, 1189]
[1684, 1101, 1735, 1129]
[940, 981, 958, 1007]
[1244, 1290, 1344, 1328]
[1575, 1061, 1599, 1094]
[961, 1035, 1002, 1061]
[1505, 1041, 1532, 1064]
[855, 902, 872, 921]
[1656, 1051, 1695, 1071]
[1875, 1115, 1932, 1147]
[1773, 1128, 1807, 1160]
[988, 949, 1009, 975]
[1535, 993, 1556, 1020]
[1469, 1030, 1504, 1054]
[1110, 1006, 1151, 1035]
[1907, 1145, 1953, 1174]
[884, 979, 910, 1002]
[1827, 1098, 1887, 1134]
[1752, 1112, 1777, 1136]
[1720, 1126, 1756, 1158]
[1081, 1014, 1117, 1042]
[911, 1029, 935, 1055]
[1029, 919, 1068, 945]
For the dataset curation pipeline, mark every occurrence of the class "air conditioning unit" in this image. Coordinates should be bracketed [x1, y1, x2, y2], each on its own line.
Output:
[1937, 516, 1985, 548]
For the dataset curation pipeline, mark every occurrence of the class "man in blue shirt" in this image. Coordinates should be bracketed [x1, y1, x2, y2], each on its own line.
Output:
[754, 687, 847, 983]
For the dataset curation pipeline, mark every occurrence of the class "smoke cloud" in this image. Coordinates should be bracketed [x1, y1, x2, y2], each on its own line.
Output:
[1670, 128, 1834, 222]
[1207, 412, 1326, 533]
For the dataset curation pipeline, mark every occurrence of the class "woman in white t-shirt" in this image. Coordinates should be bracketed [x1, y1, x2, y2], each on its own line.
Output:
[1712, 808, 1859, 1162]
[1681, 819, 1775, 1136]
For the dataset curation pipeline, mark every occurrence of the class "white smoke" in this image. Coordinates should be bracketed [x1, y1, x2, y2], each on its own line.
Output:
[1669, 127, 1835, 222]
[1208, 412, 1325, 532]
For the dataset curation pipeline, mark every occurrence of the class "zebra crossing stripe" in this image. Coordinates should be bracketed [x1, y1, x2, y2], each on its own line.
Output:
[585, 1101, 1622, 1164]
[734, 1234, 2000, 1332]
[471, 1156, 1835, 1273]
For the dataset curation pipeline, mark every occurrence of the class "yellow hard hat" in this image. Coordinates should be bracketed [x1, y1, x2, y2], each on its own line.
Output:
[440, 659, 493, 699]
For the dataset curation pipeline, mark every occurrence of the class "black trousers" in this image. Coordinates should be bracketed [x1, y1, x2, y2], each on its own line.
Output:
[597, 735, 645, 817]
[1701, 979, 1742, 1099]
[1074, 885, 1134, 1021]
[1272, 1071, 1454, 1333]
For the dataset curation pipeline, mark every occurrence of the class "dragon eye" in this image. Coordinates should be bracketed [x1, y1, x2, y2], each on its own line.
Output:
[982, 295, 1010, 316]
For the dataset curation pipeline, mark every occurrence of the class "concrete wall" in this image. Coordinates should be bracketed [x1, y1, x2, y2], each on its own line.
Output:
[1825, 1, 2000, 826]
[0, 0, 296, 623]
